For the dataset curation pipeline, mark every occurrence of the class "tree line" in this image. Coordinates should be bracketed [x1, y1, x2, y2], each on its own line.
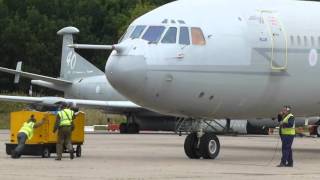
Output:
[0, 0, 172, 93]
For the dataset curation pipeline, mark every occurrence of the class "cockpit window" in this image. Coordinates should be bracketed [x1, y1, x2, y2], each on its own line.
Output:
[161, 27, 177, 44]
[142, 26, 165, 43]
[130, 25, 146, 39]
[119, 26, 134, 43]
[191, 27, 206, 45]
[179, 27, 190, 45]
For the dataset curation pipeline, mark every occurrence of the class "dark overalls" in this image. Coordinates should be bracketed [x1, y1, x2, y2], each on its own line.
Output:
[278, 113, 295, 166]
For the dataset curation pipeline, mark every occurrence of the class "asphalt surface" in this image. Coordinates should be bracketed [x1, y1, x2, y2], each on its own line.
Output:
[1, 130, 320, 180]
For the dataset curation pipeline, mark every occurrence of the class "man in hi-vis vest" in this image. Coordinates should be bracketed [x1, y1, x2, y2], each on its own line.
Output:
[277, 106, 295, 167]
[53, 102, 75, 161]
[12, 114, 46, 158]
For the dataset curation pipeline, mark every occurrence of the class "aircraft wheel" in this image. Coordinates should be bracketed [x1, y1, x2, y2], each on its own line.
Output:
[184, 133, 201, 159]
[317, 126, 320, 137]
[200, 133, 220, 159]
[128, 123, 140, 134]
[119, 123, 128, 134]
[133, 123, 140, 134]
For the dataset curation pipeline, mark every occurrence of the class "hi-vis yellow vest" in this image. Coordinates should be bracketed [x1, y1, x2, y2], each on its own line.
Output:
[58, 109, 74, 126]
[19, 121, 35, 140]
[281, 113, 295, 135]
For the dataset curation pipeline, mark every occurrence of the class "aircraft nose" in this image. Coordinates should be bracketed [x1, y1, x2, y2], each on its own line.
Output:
[106, 55, 147, 102]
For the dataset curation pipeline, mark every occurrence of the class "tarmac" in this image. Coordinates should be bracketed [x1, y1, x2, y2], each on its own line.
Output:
[0, 130, 320, 180]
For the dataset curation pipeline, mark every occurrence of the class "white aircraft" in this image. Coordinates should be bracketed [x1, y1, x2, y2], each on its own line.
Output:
[68, 0, 320, 159]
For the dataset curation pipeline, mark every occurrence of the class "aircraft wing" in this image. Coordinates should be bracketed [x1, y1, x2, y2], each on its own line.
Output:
[0, 95, 141, 113]
[0, 66, 72, 85]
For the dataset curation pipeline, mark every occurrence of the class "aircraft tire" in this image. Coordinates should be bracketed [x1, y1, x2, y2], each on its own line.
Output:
[200, 133, 220, 159]
[134, 123, 140, 134]
[128, 123, 140, 134]
[119, 123, 128, 134]
[317, 126, 320, 137]
[184, 133, 201, 159]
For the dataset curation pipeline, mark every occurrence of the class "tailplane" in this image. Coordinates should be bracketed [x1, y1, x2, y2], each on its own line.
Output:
[57, 27, 104, 81]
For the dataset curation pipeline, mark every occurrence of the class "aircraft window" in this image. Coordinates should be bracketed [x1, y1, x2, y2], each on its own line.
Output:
[178, 20, 186, 24]
[119, 26, 135, 42]
[130, 25, 146, 39]
[304, 36, 308, 46]
[161, 27, 177, 44]
[179, 27, 190, 45]
[142, 26, 165, 43]
[162, 19, 168, 24]
[311, 36, 315, 46]
[191, 27, 206, 45]
[297, 36, 301, 46]
[290, 36, 294, 45]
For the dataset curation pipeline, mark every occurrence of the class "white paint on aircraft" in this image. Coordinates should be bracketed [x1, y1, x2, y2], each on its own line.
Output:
[309, 49, 318, 67]
[66, 51, 77, 70]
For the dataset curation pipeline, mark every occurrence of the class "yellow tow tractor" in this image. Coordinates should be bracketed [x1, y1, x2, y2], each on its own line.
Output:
[6, 110, 85, 158]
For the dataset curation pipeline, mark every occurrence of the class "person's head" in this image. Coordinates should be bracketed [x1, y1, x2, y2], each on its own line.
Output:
[28, 114, 36, 123]
[282, 105, 292, 115]
[60, 102, 68, 109]
[68, 102, 79, 112]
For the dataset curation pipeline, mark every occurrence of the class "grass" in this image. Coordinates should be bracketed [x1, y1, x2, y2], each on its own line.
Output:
[80, 108, 126, 126]
[0, 92, 127, 129]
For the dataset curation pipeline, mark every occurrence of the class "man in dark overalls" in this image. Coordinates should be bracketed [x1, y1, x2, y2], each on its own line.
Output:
[277, 106, 295, 167]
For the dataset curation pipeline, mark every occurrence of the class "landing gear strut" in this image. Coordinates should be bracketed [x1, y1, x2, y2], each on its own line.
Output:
[119, 114, 140, 134]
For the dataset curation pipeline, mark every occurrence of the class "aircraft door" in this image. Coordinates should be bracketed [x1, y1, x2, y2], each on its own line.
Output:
[261, 11, 288, 70]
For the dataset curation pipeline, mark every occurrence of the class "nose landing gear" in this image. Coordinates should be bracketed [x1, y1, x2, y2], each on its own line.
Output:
[184, 132, 220, 159]
[181, 119, 221, 160]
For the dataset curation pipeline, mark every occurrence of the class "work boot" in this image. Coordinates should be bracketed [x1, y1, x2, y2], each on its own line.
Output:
[55, 157, 61, 161]
[276, 163, 286, 167]
[11, 150, 19, 159]
[70, 151, 74, 160]
[286, 164, 293, 167]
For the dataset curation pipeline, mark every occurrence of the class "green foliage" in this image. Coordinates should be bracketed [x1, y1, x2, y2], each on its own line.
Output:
[0, 102, 26, 129]
[0, 0, 173, 92]
[116, 1, 157, 37]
